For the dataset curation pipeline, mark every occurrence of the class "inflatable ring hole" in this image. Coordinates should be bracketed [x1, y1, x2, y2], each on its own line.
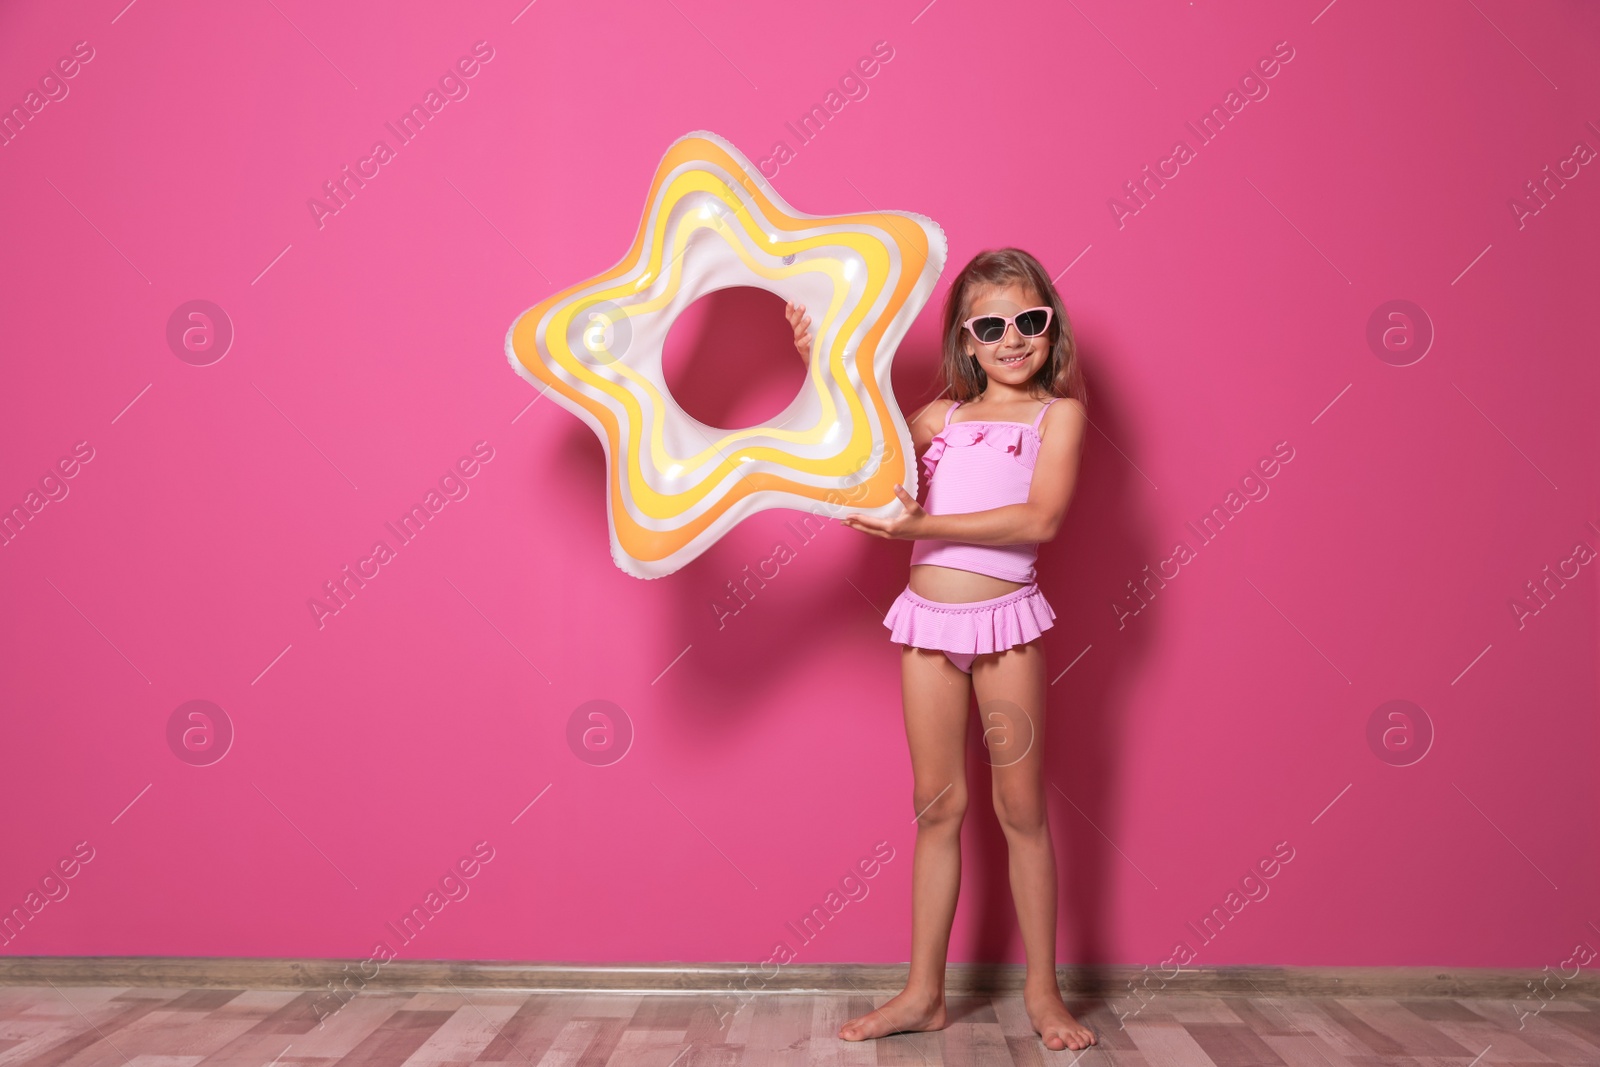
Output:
[661, 286, 809, 432]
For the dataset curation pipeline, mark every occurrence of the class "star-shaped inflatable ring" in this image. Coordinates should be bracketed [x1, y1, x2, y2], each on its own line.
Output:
[506, 130, 947, 580]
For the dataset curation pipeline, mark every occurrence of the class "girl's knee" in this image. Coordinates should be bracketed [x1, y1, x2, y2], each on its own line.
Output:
[913, 784, 968, 828]
[991, 790, 1047, 834]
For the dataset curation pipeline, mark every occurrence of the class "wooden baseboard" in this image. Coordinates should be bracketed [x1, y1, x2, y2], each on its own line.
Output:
[0, 957, 1591, 999]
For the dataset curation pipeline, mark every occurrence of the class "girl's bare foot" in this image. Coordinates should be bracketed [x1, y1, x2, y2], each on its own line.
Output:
[837, 988, 947, 1041]
[1024, 987, 1097, 1052]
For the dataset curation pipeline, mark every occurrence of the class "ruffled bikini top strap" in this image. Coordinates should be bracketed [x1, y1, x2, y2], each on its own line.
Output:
[943, 399, 962, 429]
[1031, 397, 1059, 434]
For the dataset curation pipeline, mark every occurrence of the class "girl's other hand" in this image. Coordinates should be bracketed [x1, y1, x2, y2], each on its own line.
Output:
[840, 485, 929, 540]
[784, 301, 812, 364]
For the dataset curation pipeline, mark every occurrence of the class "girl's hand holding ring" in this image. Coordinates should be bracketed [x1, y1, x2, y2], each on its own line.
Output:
[840, 485, 928, 540]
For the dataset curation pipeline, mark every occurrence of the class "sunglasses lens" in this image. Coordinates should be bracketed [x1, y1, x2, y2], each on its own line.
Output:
[972, 317, 1007, 343]
[1016, 309, 1050, 337]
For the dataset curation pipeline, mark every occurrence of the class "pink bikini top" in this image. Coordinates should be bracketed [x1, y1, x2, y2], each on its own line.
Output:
[908, 397, 1058, 585]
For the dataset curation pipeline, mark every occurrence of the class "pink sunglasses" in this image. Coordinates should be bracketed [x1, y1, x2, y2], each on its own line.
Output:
[962, 306, 1053, 345]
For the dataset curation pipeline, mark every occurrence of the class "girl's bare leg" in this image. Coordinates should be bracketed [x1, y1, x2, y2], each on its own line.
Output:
[838, 647, 971, 1041]
[973, 641, 1097, 1052]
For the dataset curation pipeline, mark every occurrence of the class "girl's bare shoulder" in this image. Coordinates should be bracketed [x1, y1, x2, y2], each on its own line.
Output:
[908, 397, 958, 436]
[1039, 396, 1087, 443]
[1048, 396, 1087, 420]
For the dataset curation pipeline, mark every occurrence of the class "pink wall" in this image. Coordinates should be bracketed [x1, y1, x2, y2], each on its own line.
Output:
[2, 0, 1597, 975]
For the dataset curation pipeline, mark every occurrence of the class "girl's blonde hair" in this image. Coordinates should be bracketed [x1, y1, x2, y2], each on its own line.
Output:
[935, 247, 1087, 408]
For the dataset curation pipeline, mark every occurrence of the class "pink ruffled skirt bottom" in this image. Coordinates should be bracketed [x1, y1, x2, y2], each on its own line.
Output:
[883, 582, 1057, 673]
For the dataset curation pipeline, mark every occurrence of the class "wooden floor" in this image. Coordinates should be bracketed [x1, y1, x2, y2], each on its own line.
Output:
[2, 985, 1599, 1066]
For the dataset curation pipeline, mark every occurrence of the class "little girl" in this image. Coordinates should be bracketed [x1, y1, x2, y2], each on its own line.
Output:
[785, 247, 1094, 1052]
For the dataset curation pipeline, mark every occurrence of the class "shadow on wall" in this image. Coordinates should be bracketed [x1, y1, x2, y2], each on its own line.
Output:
[544, 289, 1162, 967]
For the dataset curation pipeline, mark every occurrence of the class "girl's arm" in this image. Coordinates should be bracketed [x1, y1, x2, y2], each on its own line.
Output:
[844, 399, 1088, 544]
